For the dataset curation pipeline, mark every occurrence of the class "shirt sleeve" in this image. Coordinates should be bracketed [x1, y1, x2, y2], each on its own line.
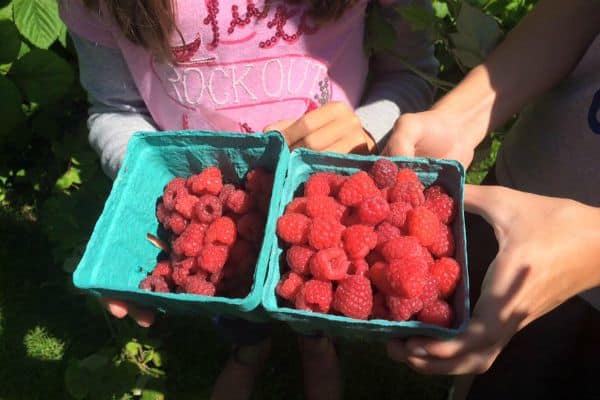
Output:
[70, 32, 158, 180]
[356, 0, 439, 150]
[59, 0, 118, 48]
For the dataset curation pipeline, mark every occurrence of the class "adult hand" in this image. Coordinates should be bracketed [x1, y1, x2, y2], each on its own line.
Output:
[100, 297, 155, 328]
[387, 184, 600, 374]
[264, 102, 376, 154]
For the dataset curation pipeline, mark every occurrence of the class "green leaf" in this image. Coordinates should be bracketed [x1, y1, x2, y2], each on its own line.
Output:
[55, 163, 82, 192]
[0, 20, 21, 63]
[365, 4, 396, 55]
[58, 22, 68, 47]
[0, 3, 12, 20]
[125, 341, 142, 360]
[0, 75, 25, 138]
[13, 0, 62, 49]
[65, 362, 90, 400]
[397, 4, 436, 33]
[432, 1, 450, 19]
[455, 3, 502, 57]
[151, 351, 163, 368]
[142, 389, 165, 400]
[142, 350, 154, 364]
[79, 353, 110, 371]
[9, 49, 74, 106]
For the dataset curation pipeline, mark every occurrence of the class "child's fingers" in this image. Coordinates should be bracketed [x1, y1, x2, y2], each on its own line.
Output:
[101, 297, 129, 319]
[263, 119, 295, 133]
[291, 120, 347, 151]
[128, 305, 155, 328]
[282, 105, 339, 145]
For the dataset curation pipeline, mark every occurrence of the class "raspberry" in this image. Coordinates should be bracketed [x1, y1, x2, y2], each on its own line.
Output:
[198, 244, 229, 273]
[175, 193, 200, 220]
[369, 159, 398, 188]
[304, 172, 332, 197]
[286, 245, 314, 275]
[349, 258, 369, 277]
[210, 269, 224, 285]
[428, 223, 455, 258]
[277, 213, 311, 245]
[375, 222, 403, 250]
[420, 274, 440, 306]
[333, 275, 373, 320]
[369, 261, 394, 295]
[396, 168, 422, 186]
[327, 174, 347, 195]
[237, 212, 265, 243]
[425, 192, 455, 224]
[156, 202, 170, 226]
[386, 201, 412, 230]
[276, 272, 305, 301]
[387, 296, 423, 321]
[417, 300, 452, 328]
[227, 240, 257, 274]
[167, 212, 188, 234]
[171, 256, 196, 271]
[226, 189, 253, 214]
[380, 236, 423, 262]
[205, 216, 237, 246]
[295, 280, 333, 313]
[172, 223, 207, 257]
[308, 218, 344, 250]
[357, 195, 390, 225]
[387, 256, 429, 298]
[171, 266, 191, 287]
[306, 195, 346, 220]
[338, 171, 380, 206]
[430, 257, 461, 298]
[139, 275, 170, 292]
[371, 292, 390, 320]
[187, 167, 223, 196]
[342, 224, 377, 259]
[218, 183, 236, 204]
[407, 206, 441, 247]
[309, 247, 350, 281]
[424, 185, 447, 199]
[245, 168, 273, 193]
[389, 181, 425, 207]
[193, 194, 223, 223]
[285, 197, 308, 215]
[380, 187, 390, 202]
[162, 178, 187, 210]
[151, 260, 172, 278]
[184, 275, 216, 296]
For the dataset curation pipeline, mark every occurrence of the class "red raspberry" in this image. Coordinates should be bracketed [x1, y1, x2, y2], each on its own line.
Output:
[151, 260, 172, 278]
[226, 189, 253, 214]
[430, 257, 461, 298]
[167, 212, 188, 234]
[309, 247, 350, 281]
[277, 213, 311, 245]
[338, 171, 380, 206]
[342, 224, 377, 259]
[396, 168, 422, 186]
[245, 168, 273, 193]
[369, 158, 398, 188]
[156, 202, 170, 226]
[308, 218, 344, 250]
[425, 192, 455, 224]
[357, 195, 390, 225]
[387, 296, 423, 321]
[387, 256, 429, 298]
[218, 183, 236, 204]
[333, 275, 373, 320]
[389, 181, 425, 207]
[172, 223, 207, 257]
[420, 274, 440, 306]
[184, 275, 216, 296]
[198, 244, 229, 273]
[226, 240, 256, 275]
[349, 258, 369, 277]
[205, 216, 237, 246]
[371, 292, 390, 320]
[428, 223, 455, 258]
[171, 256, 196, 271]
[417, 299, 452, 328]
[295, 280, 333, 313]
[424, 185, 447, 199]
[162, 178, 187, 210]
[139, 275, 170, 292]
[304, 173, 332, 197]
[375, 222, 403, 250]
[286, 245, 314, 276]
[174, 193, 200, 220]
[380, 187, 390, 202]
[171, 265, 191, 287]
[386, 201, 412, 230]
[380, 236, 423, 262]
[328, 174, 347, 196]
[276, 272, 305, 301]
[285, 197, 308, 215]
[193, 194, 223, 223]
[369, 261, 394, 295]
[210, 269, 224, 285]
[187, 167, 223, 196]
[237, 212, 265, 243]
[407, 206, 441, 247]
[305, 195, 346, 221]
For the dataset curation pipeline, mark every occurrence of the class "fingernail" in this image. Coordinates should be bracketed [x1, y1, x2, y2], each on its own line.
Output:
[411, 347, 428, 357]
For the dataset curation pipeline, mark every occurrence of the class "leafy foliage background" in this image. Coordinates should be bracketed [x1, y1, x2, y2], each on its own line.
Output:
[0, 1, 535, 398]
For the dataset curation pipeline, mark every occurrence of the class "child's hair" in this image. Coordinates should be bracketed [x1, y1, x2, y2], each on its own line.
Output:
[82, 0, 358, 61]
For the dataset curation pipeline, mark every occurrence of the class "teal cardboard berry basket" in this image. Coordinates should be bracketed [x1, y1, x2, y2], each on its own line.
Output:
[262, 148, 470, 339]
[73, 130, 289, 321]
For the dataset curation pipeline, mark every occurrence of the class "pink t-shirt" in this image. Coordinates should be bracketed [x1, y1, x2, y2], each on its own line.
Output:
[60, 0, 370, 133]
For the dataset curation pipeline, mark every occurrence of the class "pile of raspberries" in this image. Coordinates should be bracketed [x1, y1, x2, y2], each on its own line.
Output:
[139, 166, 273, 298]
[275, 159, 461, 328]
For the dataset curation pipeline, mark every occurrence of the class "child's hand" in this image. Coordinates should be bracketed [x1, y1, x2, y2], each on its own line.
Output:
[387, 185, 600, 374]
[100, 297, 155, 328]
[264, 102, 376, 154]
[381, 111, 478, 168]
